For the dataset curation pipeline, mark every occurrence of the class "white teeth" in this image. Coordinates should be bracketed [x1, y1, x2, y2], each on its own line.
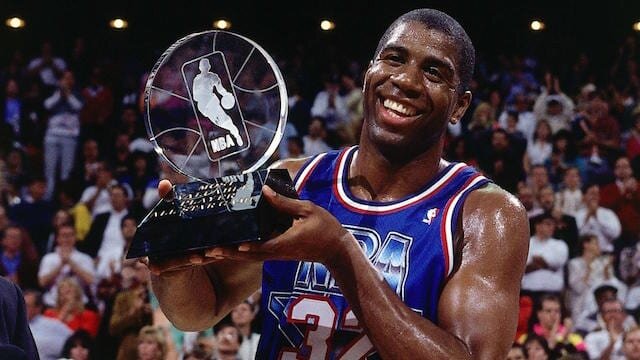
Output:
[383, 99, 416, 116]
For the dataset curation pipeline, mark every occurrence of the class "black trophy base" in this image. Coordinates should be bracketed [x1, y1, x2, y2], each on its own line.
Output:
[125, 168, 297, 261]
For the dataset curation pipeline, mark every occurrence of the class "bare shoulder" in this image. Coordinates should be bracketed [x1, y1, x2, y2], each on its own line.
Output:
[461, 183, 529, 261]
[269, 157, 313, 180]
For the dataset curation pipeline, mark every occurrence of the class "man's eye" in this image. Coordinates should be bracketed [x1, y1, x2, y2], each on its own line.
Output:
[424, 67, 443, 82]
[383, 54, 403, 64]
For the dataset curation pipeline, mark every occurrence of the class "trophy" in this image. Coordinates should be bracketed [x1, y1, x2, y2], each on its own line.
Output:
[126, 30, 296, 261]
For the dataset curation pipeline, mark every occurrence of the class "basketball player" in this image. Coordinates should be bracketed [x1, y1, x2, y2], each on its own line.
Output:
[149, 9, 529, 358]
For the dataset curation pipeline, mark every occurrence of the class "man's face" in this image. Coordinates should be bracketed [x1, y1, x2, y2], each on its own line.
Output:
[110, 188, 128, 212]
[56, 226, 76, 248]
[122, 218, 137, 239]
[28, 181, 47, 201]
[601, 301, 625, 325]
[584, 186, 600, 206]
[2, 227, 22, 253]
[624, 330, 640, 360]
[538, 188, 555, 211]
[231, 303, 254, 327]
[216, 326, 240, 354]
[614, 157, 633, 181]
[535, 218, 555, 239]
[537, 300, 561, 329]
[531, 167, 549, 188]
[564, 168, 580, 189]
[363, 21, 469, 156]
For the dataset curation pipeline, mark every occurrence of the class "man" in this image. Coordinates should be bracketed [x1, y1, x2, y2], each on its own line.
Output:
[149, 9, 529, 358]
[37, 224, 95, 307]
[575, 184, 621, 254]
[0, 225, 39, 290]
[517, 294, 586, 357]
[584, 299, 628, 359]
[522, 213, 569, 297]
[600, 156, 640, 249]
[81, 184, 130, 278]
[8, 176, 54, 256]
[230, 301, 260, 360]
[531, 185, 579, 257]
[23, 289, 72, 360]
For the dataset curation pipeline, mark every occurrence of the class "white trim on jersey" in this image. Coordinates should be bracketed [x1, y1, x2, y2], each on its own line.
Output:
[336, 147, 467, 213]
[442, 175, 487, 276]
[294, 153, 327, 192]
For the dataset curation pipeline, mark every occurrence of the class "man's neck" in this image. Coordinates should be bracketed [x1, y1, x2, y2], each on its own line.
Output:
[350, 140, 444, 202]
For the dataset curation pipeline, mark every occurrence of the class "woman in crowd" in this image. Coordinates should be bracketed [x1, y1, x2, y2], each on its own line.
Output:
[44, 277, 100, 337]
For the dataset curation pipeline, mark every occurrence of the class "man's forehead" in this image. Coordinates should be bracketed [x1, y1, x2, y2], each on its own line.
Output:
[381, 21, 452, 57]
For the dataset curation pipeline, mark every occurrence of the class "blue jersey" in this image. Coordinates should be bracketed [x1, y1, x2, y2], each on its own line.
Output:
[257, 146, 491, 359]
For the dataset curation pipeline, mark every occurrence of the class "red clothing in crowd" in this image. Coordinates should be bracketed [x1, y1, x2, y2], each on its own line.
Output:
[43, 308, 100, 337]
[600, 182, 640, 237]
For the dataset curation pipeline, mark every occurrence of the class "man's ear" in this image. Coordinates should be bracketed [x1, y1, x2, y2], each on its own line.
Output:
[362, 60, 373, 93]
[451, 90, 472, 124]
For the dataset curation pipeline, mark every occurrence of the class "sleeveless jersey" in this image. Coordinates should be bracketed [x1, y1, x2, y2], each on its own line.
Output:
[257, 146, 491, 359]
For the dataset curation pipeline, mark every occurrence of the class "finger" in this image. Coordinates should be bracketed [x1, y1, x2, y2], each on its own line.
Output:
[262, 185, 307, 216]
[158, 179, 173, 199]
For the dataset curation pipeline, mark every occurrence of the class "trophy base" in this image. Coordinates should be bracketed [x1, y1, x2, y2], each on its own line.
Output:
[125, 168, 297, 261]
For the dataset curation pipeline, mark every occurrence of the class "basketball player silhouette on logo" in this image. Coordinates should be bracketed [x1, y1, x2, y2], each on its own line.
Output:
[192, 58, 243, 146]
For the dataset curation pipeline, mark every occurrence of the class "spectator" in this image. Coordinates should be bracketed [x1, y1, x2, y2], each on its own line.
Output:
[555, 166, 584, 217]
[38, 224, 95, 307]
[517, 293, 586, 357]
[524, 119, 553, 173]
[498, 93, 537, 144]
[478, 128, 525, 193]
[8, 176, 55, 256]
[507, 343, 526, 360]
[136, 326, 166, 360]
[599, 156, 640, 249]
[23, 289, 72, 360]
[79, 66, 114, 142]
[0, 225, 40, 289]
[303, 117, 332, 156]
[110, 261, 152, 360]
[623, 327, 640, 360]
[521, 213, 569, 297]
[60, 330, 95, 360]
[27, 41, 67, 90]
[43, 70, 83, 200]
[574, 184, 622, 254]
[533, 72, 575, 134]
[568, 235, 624, 323]
[576, 285, 636, 336]
[523, 334, 553, 360]
[213, 323, 242, 360]
[78, 161, 118, 217]
[310, 72, 349, 146]
[575, 95, 621, 162]
[82, 184, 129, 278]
[530, 185, 579, 257]
[69, 138, 102, 190]
[43, 277, 100, 337]
[584, 299, 628, 360]
[624, 108, 640, 160]
[231, 301, 260, 360]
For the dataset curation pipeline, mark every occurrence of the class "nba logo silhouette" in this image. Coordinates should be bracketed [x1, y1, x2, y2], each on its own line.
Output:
[182, 52, 250, 161]
[422, 208, 438, 225]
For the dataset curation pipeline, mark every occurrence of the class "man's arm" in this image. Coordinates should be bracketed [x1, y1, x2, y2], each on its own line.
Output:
[220, 183, 529, 358]
[334, 185, 529, 359]
[149, 157, 309, 331]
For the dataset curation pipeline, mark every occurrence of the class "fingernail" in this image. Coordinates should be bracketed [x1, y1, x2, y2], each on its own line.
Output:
[238, 244, 250, 252]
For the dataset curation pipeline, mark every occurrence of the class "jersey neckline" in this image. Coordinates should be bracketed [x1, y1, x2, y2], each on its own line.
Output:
[334, 146, 467, 214]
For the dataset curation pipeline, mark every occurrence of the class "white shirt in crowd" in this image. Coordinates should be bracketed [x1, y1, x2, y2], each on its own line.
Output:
[584, 329, 624, 360]
[38, 248, 95, 307]
[95, 209, 128, 280]
[522, 235, 569, 292]
[29, 314, 72, 360]
[556, 188, 583, 217]
[575, 207, 622, 253]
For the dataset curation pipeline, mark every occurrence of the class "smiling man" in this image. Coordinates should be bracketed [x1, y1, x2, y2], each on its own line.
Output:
[149, 8, 529, 359]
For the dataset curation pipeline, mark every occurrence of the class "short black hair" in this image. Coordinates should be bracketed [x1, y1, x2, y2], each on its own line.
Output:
[374, 8, 475, 92]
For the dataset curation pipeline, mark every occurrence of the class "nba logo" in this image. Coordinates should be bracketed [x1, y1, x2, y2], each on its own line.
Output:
[422, 208, 438, 225]
[182, 53, 250, 161]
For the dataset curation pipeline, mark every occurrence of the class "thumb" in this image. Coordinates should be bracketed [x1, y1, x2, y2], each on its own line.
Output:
[158, 179, 173, 199]
[262, 185, 305, 216]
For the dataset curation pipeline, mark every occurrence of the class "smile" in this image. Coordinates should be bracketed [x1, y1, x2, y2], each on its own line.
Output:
[383, 98, 417, 116]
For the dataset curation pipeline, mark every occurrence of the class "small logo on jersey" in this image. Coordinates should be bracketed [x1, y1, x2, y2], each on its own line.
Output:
[422, 208, 439, 225]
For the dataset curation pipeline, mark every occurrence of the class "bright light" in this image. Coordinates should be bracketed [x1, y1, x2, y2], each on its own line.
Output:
[633, 21, 640, 32]
[530, 20, 545, 31]
[109, 18, 129, 29]
[5, 17, 25, 29]
[213, 19, 231, 30]
[320, 20, 335, 31]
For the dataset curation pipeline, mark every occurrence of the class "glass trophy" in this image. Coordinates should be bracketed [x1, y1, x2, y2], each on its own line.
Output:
[126, 30, 296, 261]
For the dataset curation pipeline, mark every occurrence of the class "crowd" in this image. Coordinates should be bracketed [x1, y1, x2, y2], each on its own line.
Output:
[1, 29, 640, 360]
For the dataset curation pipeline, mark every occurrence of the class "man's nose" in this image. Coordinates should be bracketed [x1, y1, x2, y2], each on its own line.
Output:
[390, 65, 423, 97]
